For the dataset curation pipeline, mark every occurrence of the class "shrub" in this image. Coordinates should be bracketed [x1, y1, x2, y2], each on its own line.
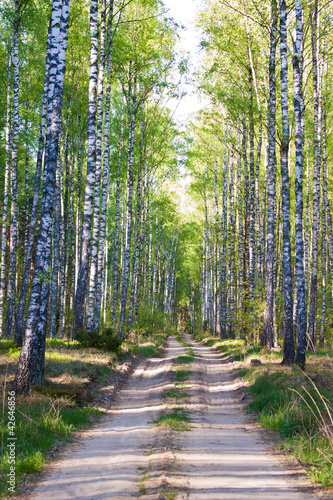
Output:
[136, 306, 165, 336]
[76, 328, 122, 352]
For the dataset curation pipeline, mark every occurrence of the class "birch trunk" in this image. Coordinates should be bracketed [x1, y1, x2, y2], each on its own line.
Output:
[293, 0, 307, 368]
[237, 132, 243, 318]
[127, 164, 143, 328]
[248, 71, 256, 304]
[320, 99, 328, 345]
[220, 137, 228, 338]
[93, 0, 115, 331]
[110, 116, 124, 327]
[307, 0, 321, 349]
[280, 0, 294, 364]
[87, 0, 106, 331]
[74, 0, 99, 335]
[0, 52, 12, 335]
[15, 0, 70, 393]
[263, 0, 277, 349]
[5, 0, 20, 337]
[228, 148, 235, 338]
[15, 5, 61, 345]
[304, 139, 310, 286]
[49, 153, 61, 338]
[134, 191, 147, 326]
[118, 63, 137, 339]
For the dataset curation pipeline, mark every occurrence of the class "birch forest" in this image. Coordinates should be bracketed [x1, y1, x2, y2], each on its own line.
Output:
[0, 0, 333, 395]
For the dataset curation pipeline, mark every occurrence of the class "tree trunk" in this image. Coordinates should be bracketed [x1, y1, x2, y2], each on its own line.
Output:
[263, 0, 277, 349]
[293, 0, 306, 368]
[320, 99, 328, 346]
[0, 51, 12, 335]
[308, 0, 322, 349]
[118, 62, 137, 339]
[49, 152, 61, 338]
[74, 0, 99, 335]
[93, 0, 115, 332]
[110, 115, 124, 328]
[220, 135, 228, 338]
[87, 0, 106, 331]
[14, 0, 70, 393]
[5, 0, 20, 338]
[280, 0, 294, 364]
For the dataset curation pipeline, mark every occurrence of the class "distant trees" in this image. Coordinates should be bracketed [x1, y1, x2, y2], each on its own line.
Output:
[189, 0, 333, 365]
[2, 0, 333, 391]
[0, 0, 183, 393]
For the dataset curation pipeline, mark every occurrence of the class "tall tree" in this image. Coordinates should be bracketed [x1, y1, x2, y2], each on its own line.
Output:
[73, 0, 99, 335]
[263, 0, 278, 349]
[279, 0, 294, 364]
[293, 0, 306, 368]
[15, 0, 71, 393]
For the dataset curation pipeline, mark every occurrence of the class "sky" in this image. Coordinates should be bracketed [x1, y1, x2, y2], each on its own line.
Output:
[162, 0, 206, 125]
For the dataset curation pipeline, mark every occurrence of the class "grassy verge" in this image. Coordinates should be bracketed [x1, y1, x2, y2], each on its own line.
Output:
[0, 330, 168, 497]
[194, 331, 333, 489]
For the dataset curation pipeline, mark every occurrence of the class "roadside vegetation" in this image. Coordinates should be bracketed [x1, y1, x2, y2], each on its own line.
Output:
[194, 331, 333, 488]
[0, 328, 167, 498]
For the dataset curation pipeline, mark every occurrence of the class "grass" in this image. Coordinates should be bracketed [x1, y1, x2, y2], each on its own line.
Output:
[195, 331, 333, 489]
[161, 490, 176, 499]
[0, 329, 168, 497]
[154, 408, 191, 431]
[242, 363, 333, 487]
[138, 484, 146, 495]
[164, 387, 188, 399]
[175, 349, 195, 365]
[174, 369, 192, 383]
[128, 332, 167, 358]
[138, 474, 149, 482]
[176, 334, 185, 345]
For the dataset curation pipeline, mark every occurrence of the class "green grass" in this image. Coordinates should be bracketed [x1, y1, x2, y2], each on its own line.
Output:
[129, 332, 168, 358]
[174, 369, 192, 383]
[176, 333, 186, 344]
[132, 344, 160, 357]
[0, 394, 101, 497]
[154, 408, 192, 431]
[175, 352, 195, 364]
[164, 387, 188, 399]
[161, 490, 176, 499]
[238, 360, 333, 488]
[138, 484, 146, 495]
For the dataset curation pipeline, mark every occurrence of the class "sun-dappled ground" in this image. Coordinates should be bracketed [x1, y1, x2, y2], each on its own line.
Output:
[3, 334, 330, 499]
[0, 331, 168, 497]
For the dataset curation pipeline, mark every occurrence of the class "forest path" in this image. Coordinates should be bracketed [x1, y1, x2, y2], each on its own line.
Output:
[29, 338, 183, 499]
[154, 334, 324, 500]
[27, 335, 326, 500]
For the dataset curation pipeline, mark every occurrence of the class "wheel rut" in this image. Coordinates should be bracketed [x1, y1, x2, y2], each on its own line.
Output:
[24, 334, 327, 500]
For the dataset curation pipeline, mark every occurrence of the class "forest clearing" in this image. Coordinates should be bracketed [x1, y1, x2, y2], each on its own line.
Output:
[1, 0, 333, 497]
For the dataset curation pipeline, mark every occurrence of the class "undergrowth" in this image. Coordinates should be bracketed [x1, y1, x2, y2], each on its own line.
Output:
[243, 364, 333, 487]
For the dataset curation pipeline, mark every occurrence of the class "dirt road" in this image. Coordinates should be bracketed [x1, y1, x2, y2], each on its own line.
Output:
[29, 335, 326, 499]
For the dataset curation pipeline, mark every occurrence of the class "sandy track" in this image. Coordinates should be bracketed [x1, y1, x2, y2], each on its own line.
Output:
[159, 334, 324, 500]
[30, 340, 183, 499]
[27, 335, 327, 499]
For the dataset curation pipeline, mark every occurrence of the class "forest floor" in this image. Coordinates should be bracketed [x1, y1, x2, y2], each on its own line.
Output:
[11, 334, 332, 500]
